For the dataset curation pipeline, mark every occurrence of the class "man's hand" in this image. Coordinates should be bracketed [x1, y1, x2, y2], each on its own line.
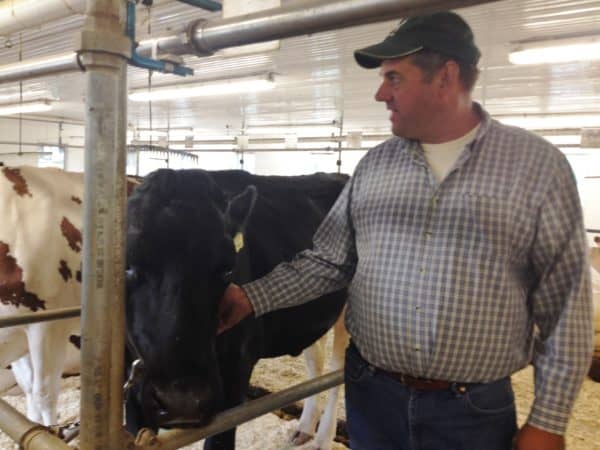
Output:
[513, 424, 565, 450]
[217, 284, 254, 334]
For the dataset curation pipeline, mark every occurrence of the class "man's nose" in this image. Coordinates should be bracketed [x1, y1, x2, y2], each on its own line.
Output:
[374, 83, 389, 102]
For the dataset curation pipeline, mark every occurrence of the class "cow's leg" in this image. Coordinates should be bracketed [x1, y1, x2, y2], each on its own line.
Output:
[0, 329, 27, 394]
[204, 358, 254, 450]
[313, 314, 349, 450]
[26, 322, 68, 425]
[292, 336, 326, 445]
[11, 355, 39, 422]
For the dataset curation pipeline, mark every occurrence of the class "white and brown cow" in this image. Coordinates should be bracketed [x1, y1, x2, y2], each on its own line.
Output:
[589, 237, 600, 382]
[0, 166, 84, 425]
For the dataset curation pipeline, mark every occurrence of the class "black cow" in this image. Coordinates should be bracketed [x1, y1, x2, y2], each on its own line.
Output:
[125, 168, 348, 449]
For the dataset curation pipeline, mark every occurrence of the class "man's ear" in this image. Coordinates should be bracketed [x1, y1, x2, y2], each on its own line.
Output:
[439, 60, 460, 89]
[224, 185, 258, 237]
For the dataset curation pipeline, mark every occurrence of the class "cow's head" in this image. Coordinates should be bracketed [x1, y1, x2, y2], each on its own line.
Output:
[125, 169, 256, 430]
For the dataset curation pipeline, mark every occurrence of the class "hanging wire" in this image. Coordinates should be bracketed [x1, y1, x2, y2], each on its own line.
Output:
[18, 32, 23, 156]
[240, 118, 245, 171]
[146, 3, 153, 150]
[166, 109, 170, 168]
[336, 116, 343, 174]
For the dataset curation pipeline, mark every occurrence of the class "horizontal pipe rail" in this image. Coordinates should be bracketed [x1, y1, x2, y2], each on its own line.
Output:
[0, 397, 72, 450]
[134, 135, 391, 145]
[0, 0, 499, 84]
[155, 369, 344, 449]
[0, 53, 80, 85]
[0, 307, 81, 329]
[0, 140, 82, 148]
[0, 0, 85, 36]
[190, 0, 500, 55]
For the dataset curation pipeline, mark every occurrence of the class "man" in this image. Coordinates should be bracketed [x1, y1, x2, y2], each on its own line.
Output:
[218, 11, 594, 450]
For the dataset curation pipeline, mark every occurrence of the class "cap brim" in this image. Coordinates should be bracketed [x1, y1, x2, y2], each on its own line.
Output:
[354, 40, 423, 68]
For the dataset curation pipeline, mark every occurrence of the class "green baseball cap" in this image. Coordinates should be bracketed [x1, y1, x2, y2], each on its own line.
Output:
[354, 11, 481, 68]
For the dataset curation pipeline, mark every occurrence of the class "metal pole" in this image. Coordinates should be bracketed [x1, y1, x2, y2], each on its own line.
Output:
[153, 370, 344, 449]
[0, 307, 81, 329]
[0, 53, 80, 85]
[108, 59, 129, 450]
[0, 0, 500, 84]
[0, 398, 71, 450]
[78, 0, 130, 449]
[189, 0, 501, 55]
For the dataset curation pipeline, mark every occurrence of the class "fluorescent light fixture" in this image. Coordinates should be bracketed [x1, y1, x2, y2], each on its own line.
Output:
[0, 100, 53, 116]
[509, 35, 600, 65]
[0, 89, 51, 103]
[245, 125, 339, 136]
[129, 73, 275, 102]
[541, 135, 581, 146]
[497, 114, 600, 130]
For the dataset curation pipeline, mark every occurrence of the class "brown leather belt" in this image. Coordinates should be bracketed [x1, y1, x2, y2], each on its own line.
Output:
[379, 369, 453, 391]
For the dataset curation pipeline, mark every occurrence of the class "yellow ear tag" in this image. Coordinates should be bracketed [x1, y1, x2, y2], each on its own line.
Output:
[233, 232, 245, 253]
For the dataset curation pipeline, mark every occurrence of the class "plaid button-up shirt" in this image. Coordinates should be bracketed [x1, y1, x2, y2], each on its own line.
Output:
[244, 104, 594, 434]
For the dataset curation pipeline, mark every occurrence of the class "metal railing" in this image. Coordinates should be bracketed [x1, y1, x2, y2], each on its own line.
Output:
[0, 307, 81, 329]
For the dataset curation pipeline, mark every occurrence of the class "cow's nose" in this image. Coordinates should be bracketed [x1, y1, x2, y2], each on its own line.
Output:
[148, 380, 211, 428]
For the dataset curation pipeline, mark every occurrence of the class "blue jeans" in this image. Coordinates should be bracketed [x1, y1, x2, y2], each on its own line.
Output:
[344, 343, 517, 450]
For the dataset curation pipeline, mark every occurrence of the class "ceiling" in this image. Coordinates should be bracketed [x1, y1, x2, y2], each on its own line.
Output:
[0, 0, 599, 146]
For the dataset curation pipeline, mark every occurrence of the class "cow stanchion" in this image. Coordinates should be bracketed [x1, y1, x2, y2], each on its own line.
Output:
[0, 307, 81, 329]
[0, 397, 71, 450]
[139, 370, 344, 449]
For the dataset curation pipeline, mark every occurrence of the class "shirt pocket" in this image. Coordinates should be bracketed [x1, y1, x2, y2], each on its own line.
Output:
[461, 192, 515, 262]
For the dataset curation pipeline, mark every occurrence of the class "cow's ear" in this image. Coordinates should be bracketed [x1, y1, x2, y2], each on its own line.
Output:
[225, 185, 257, 236]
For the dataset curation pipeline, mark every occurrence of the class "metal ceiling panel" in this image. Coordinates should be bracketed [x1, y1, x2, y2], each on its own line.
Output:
[0, 0, 598, 139]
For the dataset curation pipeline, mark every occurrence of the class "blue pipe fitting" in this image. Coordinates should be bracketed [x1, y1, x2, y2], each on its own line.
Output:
[176, 0, 222, 12]
[126, 1, 194, 77]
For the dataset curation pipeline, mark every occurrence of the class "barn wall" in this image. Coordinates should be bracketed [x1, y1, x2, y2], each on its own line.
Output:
[66, 147, 85, 172]
[0, 116, 85, 169]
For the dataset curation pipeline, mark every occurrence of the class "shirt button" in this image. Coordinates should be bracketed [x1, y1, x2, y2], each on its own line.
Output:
[415, 306, 420, 311]
[419, 267, 425, 273]
[414, 347, 420, 352]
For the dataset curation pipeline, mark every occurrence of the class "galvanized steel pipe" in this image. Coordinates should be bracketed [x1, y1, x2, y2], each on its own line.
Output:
[0, 307, 81, 329]
[155, 370, 344, 449]
[0, 0, 499, 83]
[0, 397, 71, 450]
[189, 0, 501, 55]
[78, 0, 129, 449]
[0, 53, 80, 85]
[0, 38, 179, 85]
[108, 60, 129, 450]
[0, 0, 85, 36]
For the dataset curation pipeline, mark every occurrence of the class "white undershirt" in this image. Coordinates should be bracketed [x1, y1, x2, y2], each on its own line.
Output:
[421, 123, 480, 182]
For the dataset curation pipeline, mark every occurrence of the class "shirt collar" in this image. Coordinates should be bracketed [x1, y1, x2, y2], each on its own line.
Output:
[401, 101, 492, 163]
